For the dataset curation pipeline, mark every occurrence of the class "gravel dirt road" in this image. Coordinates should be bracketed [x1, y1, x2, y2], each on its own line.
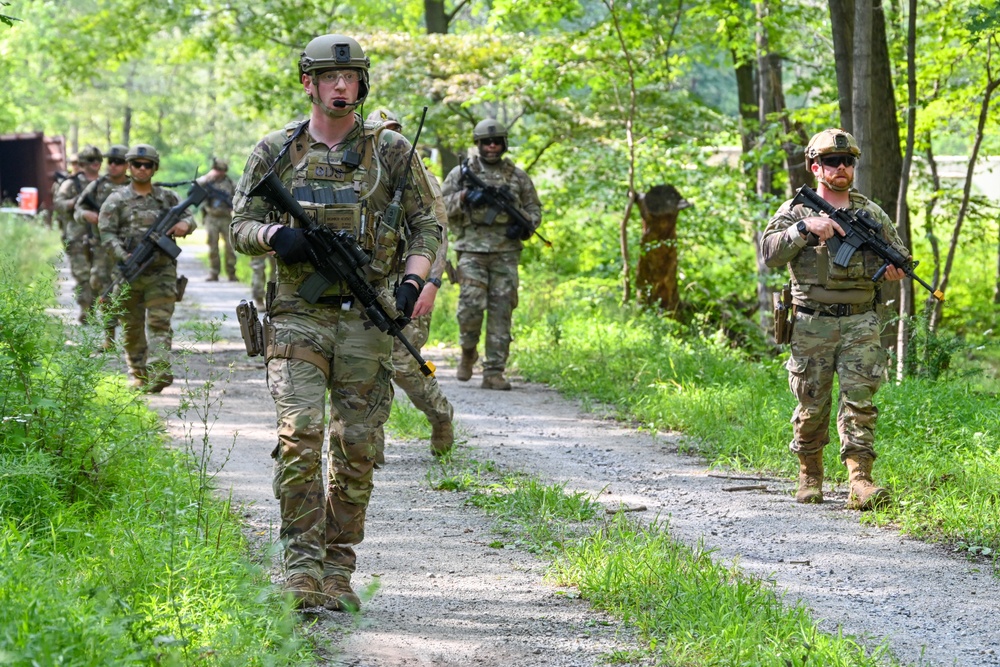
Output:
[63, 243, 1000, 667]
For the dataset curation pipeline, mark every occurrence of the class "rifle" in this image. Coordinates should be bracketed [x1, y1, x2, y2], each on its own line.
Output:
[99, 182, 208, 301]
[158, 179, 233, 209]
[459, 160, 551, 247]
[791, 185, 944, 302]
[248, 171, 436, 377]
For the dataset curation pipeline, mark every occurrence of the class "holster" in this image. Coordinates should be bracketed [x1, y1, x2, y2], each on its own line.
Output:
[236, 299, 265, 357]
[176, 275, 188, 302]
[772, 283, 794, 345]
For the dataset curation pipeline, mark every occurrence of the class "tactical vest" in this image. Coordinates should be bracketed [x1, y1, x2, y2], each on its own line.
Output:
[273, 120, 401, 295]
[466, 156, 518, 226]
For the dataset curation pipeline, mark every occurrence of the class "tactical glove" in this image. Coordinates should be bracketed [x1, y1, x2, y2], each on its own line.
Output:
[465, 188, 487, 207]
[395, 281, 420, 319]
[269, 227, 311, 265]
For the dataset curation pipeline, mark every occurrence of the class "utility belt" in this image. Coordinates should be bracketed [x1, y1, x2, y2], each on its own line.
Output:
[793, 301, 875, 318]
[275, 280, 381, 305]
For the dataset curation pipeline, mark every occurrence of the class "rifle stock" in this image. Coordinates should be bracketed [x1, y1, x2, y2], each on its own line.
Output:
[791, 185, 944, 302]
[248, 171, 436, 377]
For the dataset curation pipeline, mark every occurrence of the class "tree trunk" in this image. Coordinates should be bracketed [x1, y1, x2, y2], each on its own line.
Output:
[122, 106, 132, 147]
[895, 0, 917, 380]
[636, 185, 689, 314]
[754, 2, 780, 334]
[850, 0, 873, 195]
[424, 0, 448, 33]
[829, 0, 854, 133]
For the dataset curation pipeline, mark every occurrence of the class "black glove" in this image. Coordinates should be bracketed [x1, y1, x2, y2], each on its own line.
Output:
[465, 187, 487, 207]
[268, 227, 310, 265]
[505, 222, 534, 241]
[395, 281, 420, 319]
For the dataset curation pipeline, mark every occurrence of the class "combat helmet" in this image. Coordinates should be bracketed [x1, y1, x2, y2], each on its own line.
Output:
[78, 145, 103, 163]
[805, 129, 860, 166]
[106, 144, 128, 161]
[472, 119, 508, 143]
[299, 34, 370, 104]
[125, 144, 160, 166]
[211, 156, 229, 171]
[366, 108, 401, 131]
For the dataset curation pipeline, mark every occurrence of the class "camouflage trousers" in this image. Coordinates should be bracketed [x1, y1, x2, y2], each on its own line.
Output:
[250, 254, 276, 305]
[267, 299, 394, 581]
[90, 244, 120, 341]
[64, 225, 94, 318]
[785, 310, 887, 462]
[204, 213, 236, 279]
[374, 313, 454, 465]
[456, 250, 520, 375]
[118, 262, 178, 377]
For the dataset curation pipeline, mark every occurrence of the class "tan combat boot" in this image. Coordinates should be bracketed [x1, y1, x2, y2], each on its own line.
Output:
[322, 574, 361, 612]
[282, 573, 324, 609]
[430, 420, 454, 456]
[456, 347, 478, 382]
[481, 373, 511, 391]
[794, 452, 824, 504]
[845, 454, 890, 511]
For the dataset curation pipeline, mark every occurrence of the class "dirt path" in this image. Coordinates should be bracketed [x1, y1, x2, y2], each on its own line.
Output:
[68, 242, 1000, 667]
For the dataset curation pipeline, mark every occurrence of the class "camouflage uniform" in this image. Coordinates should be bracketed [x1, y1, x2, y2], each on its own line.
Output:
[250, 254, 276, 304]
[375, 170, 453, 464]
[197, 174, 237, 280]
[231, 116, 440, 583]
[76, 175, 130, 309]
[441, 155, 541, 379]
[99, 183, 195, 382]
[760, 190, 907, 462]
[55, 173, 98, 319]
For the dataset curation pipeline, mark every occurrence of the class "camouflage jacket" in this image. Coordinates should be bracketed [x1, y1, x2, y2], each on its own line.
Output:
[760, 189, 908, 308]
[73, 175, 130, 225]
[441, 155, 541, 253]
[98, 183, 196, 266]
[231, 115, 441, 297]
[54, 173, 95, 237]
[197, 174, 235, 216]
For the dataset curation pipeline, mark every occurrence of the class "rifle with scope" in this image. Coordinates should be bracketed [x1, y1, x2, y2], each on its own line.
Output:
[791, 185, 944, 302]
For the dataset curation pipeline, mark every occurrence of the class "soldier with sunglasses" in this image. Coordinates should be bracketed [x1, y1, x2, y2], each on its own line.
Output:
[761, 128, 909, 512]
[99, 144, 195, 392]
[441, 119, 541, 390]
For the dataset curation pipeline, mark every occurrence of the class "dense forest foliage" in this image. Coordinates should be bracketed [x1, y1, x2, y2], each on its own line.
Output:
[2, 0, 998, 362]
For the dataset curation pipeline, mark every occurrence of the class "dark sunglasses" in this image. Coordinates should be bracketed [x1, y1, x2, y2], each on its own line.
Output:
[479, 138, 504, 146]
[107, 158, 126, 166]
[130, 161, 156, 170]
[820, 155, 856, 168]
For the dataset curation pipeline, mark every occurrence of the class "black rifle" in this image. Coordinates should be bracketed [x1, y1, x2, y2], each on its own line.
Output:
[459, 159, 551, 247]
[248, 171, 436, 377]
[158, 179, 233, 209]
[791, 185, 944, 301]
[99, 182, 207, 301]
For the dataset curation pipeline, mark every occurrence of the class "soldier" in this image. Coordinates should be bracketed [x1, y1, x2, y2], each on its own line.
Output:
[441, 119, 542, 390]
[760, 128, 907, 511]
[250, 254, 276, 305]
[76, 144, 130, 347]
[196, 157, 237, 282]
[231, 34, 440, 610]
[366, 108, 454, 457]
[98, 144, 196, 392]
[55, 145, 102, 322]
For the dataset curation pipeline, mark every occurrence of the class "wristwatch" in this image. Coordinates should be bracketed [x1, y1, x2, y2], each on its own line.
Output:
[796, 220, 809, 238]
[427, 277, 442, 288]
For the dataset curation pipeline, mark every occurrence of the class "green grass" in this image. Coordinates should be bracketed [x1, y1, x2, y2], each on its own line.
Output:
[429, 453, 894, 666]
[496, 271, 1000, 561]
[0, 214, 314, 665]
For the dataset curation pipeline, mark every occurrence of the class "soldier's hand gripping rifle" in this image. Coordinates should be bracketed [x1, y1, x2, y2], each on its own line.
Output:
[791, 185, 945, 301]
[248, 172, 436, 377]
[99, 183, 208, 301]
[459, 160, 551, 248]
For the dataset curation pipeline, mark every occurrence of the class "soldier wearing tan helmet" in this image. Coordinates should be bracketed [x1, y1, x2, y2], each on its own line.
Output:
[231, 34, 440, 611]
[98, 143, 196, 392]
[760, 128, 911, 512]
[75, 144, 131, 347]
[441, 118, 542, 390]
[366, 107, 454, 457]
[196, 157, 237, 281]
[54, 144, 103, 322]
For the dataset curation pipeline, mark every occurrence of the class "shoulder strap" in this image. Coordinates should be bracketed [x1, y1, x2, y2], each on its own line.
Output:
[279, 120, 311, 172]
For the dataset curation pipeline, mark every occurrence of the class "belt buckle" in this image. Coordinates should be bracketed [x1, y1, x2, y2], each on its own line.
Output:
[833, 303, 850, 317]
